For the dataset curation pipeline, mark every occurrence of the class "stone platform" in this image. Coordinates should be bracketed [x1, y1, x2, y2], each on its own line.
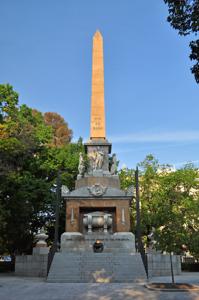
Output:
[47, 232, 146, 283]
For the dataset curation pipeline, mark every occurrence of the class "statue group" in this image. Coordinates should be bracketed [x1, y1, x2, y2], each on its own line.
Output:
[88, 147, 106, 171]
[78, 148, 117, 177]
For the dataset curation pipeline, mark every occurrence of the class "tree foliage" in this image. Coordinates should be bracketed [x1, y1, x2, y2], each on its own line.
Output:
[164, 0, 199, 83]
[0, 85, 52, 175]
[118, 168, 135, 191]
[0, 84, 82, 256]
[119, 154, 199, 257]
[0, 84, 18, 122]
[44, 112, 72, 147]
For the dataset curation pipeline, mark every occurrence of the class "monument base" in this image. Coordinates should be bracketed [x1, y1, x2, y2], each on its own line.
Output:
[60, 232, 136, 253]
[47, 232, 146, 283]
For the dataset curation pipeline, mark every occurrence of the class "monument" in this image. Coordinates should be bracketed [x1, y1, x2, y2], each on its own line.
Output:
[47, 31, 147, 283]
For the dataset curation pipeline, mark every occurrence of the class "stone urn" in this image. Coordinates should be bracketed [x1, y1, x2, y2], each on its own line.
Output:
[35, 228, 48, 247]
[83, 211, 112, 233]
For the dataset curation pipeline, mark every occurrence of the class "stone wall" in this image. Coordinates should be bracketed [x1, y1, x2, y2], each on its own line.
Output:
[15, 248, 49, 277]
[147, 254, 181, 277]
[15, 255, 48, 277]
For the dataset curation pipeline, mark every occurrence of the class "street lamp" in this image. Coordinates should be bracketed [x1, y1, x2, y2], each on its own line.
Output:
[49, 171, 62, 252]
[47, 170, 62, 274]
[53, 170, 61, 252]
[135, 166, 141, 252]
[135, 166, 148, 277]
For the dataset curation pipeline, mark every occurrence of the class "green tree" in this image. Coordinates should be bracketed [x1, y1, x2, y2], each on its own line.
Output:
[0, 101, 52, 175]
[0, 84, 83, 257]
[154, 165, 199, 255]
[118, 167, 135, 191]
[39, 141, 85, 236]
[0, 173, 53, 255]
[119, 154, 199, 256]
[164, 0, 199, 83]
[0, 84, 53, 255]
[0, 84, 18, 122]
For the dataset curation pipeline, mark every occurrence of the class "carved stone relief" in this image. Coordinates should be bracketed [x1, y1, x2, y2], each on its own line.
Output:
[87, 184, 107, 197]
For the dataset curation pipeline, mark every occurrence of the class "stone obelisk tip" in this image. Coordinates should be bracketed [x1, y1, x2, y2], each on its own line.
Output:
[90, 30, 106, 140]
[94, 30, 102, 38]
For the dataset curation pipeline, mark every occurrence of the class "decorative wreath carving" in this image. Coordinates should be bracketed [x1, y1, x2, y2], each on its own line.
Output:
[87, 184, 107, 197]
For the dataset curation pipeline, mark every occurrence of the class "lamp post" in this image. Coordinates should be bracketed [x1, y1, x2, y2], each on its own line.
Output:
[54, 170, 61, 252]
[135, 166, 141, 252]
[135, 166, 148, 277]
[47, 170, 61, 274]
[51, 168, 75, 249]
[50, 170, 62, 251]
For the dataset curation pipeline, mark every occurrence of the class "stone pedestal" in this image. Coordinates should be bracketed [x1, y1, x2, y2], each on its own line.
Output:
[60, 232, 136, 253]
[47, 232, 146, 283]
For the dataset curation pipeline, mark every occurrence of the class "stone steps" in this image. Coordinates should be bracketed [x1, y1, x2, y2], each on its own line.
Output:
[47, 252, 146, 283]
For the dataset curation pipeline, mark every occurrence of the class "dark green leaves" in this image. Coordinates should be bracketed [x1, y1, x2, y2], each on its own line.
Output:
[164, 0, 199, 83]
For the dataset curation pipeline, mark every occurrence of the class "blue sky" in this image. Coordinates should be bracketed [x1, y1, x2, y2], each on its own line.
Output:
[0, 0, 198, 169]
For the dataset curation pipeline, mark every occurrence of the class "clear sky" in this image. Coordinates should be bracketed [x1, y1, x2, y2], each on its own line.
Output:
[1, 0, 198, 169]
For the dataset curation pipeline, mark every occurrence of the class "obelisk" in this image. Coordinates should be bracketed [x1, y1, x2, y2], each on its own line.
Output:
[90, 31, 106, 140]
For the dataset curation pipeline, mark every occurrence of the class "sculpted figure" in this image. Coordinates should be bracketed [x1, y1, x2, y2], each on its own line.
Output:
[88, 148, 104, 171]
[88, 150, 97, 171]
[110, 153, 117, 175]
[95, 148, 104, 170]
[78, 152, 85, 176]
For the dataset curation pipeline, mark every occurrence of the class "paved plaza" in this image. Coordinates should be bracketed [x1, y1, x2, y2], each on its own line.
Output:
[0, 273, 199, 300]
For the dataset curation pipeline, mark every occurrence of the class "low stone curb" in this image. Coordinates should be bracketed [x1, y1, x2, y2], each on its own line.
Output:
[145, 283, 199, 292]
